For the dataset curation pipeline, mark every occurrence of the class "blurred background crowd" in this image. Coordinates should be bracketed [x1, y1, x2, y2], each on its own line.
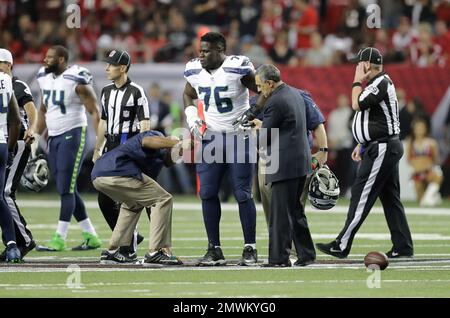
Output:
[1, 0, 450, 67]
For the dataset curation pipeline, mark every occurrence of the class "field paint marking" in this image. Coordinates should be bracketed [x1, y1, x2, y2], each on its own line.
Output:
[16, 200, 450, 216]
[29, 232, 450, 241]
[3, 263, 450, 273]
[3, 279, 450, 290]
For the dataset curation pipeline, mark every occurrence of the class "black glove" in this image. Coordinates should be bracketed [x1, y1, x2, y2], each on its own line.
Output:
[232, 105, 260, 129]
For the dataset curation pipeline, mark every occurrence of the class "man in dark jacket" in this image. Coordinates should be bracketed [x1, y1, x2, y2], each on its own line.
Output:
[251, 64, 315, 267]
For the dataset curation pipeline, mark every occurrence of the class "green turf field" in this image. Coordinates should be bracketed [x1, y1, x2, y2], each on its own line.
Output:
[1, 194, 450, 298]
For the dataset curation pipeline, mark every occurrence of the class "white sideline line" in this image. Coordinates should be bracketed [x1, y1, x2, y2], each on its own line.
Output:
[2, 262, 450, 273]
[15, 200, 450, 216]
[3, 278, 450, 290]
[27, 231, 450, 241]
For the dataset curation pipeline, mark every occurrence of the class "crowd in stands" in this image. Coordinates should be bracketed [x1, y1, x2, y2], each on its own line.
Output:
[1, 0, 450, 67]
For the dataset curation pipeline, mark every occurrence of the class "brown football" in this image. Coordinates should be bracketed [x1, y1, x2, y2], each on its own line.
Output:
[364, 251, 389, 270]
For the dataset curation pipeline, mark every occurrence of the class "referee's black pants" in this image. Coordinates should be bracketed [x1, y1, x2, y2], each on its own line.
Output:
[335, 138, 414, 254]
[97, 138, 150, 252]
[1, 141, 34, 248]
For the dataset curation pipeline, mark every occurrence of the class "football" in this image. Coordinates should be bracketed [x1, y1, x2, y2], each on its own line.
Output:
[364, 251, 389, 270]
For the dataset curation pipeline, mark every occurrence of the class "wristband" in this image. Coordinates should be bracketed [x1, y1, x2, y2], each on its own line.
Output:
[319, 147, 328, 152]
[184, 105, 199, 127]
[352, 82, 362, 88]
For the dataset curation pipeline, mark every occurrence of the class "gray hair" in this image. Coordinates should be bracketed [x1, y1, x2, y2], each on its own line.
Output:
[255, 64, 281, 82]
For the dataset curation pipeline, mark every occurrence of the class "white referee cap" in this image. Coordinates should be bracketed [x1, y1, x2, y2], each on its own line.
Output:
[0, 48, 13, 65]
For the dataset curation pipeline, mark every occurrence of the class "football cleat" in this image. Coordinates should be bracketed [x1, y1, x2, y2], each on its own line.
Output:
[6, 243, 21, 263]
[197, 243, 226, 266]
[142, 250, 183, 266]
[238, 246, 258, 266]
[36, 233, 66, 252]
[100, 250, 137, 265]
[72, 232, 102, 251]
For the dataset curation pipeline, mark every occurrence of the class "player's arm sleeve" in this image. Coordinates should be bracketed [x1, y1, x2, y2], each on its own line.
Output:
[358, 80, 387, 111]
[304, 98, 325, 131]
[240, 58, 258, 93]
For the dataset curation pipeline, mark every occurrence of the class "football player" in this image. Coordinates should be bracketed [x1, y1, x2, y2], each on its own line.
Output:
[0, 48, 37, 261]
[0, 64, 22, 262]
[35, 45, 102, 251]
[183, 32, 265, 266]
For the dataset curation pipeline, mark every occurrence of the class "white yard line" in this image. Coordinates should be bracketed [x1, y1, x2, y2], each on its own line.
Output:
[24, 231, 450, 241]
[3, 278, 450, 290]
[2, 262, 450, 273]
[16, 200, 450, 216]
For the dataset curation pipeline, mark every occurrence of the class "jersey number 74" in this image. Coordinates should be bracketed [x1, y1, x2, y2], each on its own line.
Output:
[43, 90, 66, 114]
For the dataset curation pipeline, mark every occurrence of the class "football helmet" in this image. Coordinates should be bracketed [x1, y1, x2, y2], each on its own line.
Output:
[308, 165, 340, 210]
[20, 155, 49, 192]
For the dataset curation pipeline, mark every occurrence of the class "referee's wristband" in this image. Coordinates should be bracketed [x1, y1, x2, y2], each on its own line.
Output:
[319, 147, 328, 152]
[352, 82, 362, 88]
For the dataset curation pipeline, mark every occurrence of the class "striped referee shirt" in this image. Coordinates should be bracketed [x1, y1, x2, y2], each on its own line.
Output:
[100, 78, 150, 135]
[352, 72, 400, 144]
[12, 77, 34, 139]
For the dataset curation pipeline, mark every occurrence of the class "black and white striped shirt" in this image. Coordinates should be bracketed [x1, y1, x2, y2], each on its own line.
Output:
[352, 72, 400, 144]
[12, 77, 34, 139]
[100, 78, 150, 135]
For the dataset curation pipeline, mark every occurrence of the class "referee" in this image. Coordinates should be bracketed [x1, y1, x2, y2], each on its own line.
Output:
[94, 49, 150, 254]
[316, 47, 414, 259]
[0, 48, 37, 261]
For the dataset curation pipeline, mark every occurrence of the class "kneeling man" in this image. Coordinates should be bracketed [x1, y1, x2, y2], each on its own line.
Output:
[92, 130, 191, 265]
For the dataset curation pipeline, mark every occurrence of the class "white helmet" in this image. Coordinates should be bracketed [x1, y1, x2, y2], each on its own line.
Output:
[20, 155, 49, 192]
[308, 165, 340, 210]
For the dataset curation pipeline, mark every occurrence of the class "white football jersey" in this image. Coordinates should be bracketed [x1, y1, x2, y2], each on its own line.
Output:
[37, 65, 92, 136]
[184, 55, 254, 132]
[0, 72, 13, 144]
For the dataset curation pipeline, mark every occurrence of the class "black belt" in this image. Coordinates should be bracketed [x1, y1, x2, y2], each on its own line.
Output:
[363, 135, 399, 147]
[106, 132, 138, 144]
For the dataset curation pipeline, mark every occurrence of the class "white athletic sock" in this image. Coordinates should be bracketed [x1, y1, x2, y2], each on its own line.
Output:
[421, 182, 440, 206]
[244, 243, 256, 249]
[56, 221, 70, 239]
[78, 218, 97, 236]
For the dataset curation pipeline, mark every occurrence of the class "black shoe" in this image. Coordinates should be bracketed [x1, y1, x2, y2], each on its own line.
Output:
[137, 234, 144, 245]
[238, 246, 258, 266]
[294, 259, 315, 267]
[197, 244, 226, 266]
[100, 250, 137, 264]
[19, 240, 36, 260]
[6, 243, 21, 263]
[143, 250, 183, 266]
[260, 260, 292, 268]
[386, 249, 413, 258]
[0, 240, 36, 262]
[316, 241, 348, 259]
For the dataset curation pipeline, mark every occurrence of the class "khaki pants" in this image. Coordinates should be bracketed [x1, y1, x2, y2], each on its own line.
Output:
[93, 174, 172, 252]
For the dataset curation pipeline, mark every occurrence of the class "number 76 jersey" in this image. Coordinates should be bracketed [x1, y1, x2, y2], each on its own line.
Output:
[184, 55, 254, 132]
[36, 65, 91, 137]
